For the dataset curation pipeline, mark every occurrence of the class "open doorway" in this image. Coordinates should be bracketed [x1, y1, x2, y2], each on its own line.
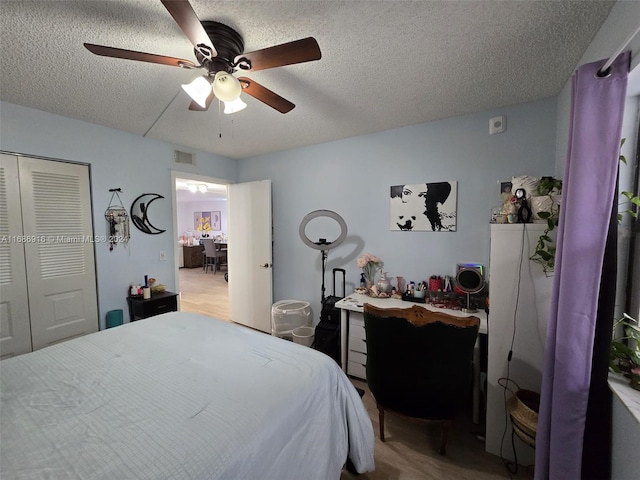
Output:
[172, 172, 230, 321]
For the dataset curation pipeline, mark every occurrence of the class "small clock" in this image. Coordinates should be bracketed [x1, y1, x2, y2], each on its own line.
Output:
[515, 188, 526, 200]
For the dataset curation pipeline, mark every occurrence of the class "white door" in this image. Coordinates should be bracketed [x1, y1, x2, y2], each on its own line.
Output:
[18, 157, 98, 350]
[228, 180, 272, 332]
[0, 154, 32, 358]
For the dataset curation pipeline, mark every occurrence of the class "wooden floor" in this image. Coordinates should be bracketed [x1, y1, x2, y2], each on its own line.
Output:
[178, 265, 229, 321]
[341, 378, 534, 480]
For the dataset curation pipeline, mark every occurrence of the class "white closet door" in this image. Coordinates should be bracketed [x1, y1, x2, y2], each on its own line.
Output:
[0, 154, 32, 358]
[19, 157, 98, 350]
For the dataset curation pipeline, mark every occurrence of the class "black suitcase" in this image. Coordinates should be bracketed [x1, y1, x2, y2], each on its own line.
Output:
[314, 268, 345, 363]
[314, 320, 340, 364]
[320, 268, 346, 324]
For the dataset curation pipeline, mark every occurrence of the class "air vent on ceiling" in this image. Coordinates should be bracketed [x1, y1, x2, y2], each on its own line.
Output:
[174, 150, 196, 166]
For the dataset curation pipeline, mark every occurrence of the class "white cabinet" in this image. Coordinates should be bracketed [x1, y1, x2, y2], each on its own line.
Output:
[486, 224, 553, 464]
[347, 313, 367, 379]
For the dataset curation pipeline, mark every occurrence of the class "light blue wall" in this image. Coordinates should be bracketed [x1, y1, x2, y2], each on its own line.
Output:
[0, 101, 237, 329]
[1, 97, 557, 327]
[238, 98, 557, 316]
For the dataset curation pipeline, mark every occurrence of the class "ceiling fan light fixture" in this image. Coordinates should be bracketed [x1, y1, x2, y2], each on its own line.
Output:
[188, 184, 198, 193]
[182, 76, 212, 108]
[223, 97, 247, 114]
[212, 71, 241, 102]
[197, 184, 208, 193]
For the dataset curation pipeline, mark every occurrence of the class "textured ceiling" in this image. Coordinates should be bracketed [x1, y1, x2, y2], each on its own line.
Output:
[0, 1, 615, 160]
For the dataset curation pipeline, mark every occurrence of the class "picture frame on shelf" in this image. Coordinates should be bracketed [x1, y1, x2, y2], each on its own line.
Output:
[499, 180, 513, 199]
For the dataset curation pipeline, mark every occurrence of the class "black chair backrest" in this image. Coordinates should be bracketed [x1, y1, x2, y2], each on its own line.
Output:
[363, 304, 480, 420]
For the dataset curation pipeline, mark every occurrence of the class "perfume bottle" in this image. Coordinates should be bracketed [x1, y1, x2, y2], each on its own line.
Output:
[360, 273, 366, 289]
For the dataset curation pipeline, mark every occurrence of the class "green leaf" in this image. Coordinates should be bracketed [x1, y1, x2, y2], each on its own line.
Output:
[540, 235, 552, 242]
[537, 211, 551, 219]
[536, 250, 552, 261]
[547, 218, 555, 230]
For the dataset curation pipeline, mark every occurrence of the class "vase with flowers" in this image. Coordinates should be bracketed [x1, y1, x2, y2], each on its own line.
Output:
[357, 253, 383, 289]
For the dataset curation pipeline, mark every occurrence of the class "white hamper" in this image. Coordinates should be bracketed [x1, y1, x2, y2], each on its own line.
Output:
[271, 300, 312, 341]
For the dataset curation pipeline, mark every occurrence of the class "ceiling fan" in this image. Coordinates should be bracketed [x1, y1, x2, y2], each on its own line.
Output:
[84, 0, 321, 114]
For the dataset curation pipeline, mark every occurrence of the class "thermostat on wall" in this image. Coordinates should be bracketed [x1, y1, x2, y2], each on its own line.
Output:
[489, 116, 506, 135]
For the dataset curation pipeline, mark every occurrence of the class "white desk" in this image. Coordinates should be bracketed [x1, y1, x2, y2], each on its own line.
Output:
[336, 292, 488, 424]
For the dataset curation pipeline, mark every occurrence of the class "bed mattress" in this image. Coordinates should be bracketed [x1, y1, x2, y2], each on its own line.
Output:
[0, 312, 375, 479]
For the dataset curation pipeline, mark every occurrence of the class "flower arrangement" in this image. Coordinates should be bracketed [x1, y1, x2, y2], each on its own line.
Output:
[357, 253, 383, 286]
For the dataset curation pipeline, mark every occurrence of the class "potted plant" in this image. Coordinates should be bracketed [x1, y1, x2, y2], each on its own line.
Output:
[610, 313, 640, 390]
[618, 138, 640, 221]
[530, 139, 640, 275]
[529, 176, 562, 276]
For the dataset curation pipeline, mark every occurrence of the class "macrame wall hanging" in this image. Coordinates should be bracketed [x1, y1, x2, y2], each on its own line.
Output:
[104, 188, 130, 251]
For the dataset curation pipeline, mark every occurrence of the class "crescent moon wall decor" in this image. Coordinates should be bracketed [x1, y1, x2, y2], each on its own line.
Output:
[130, 193, 166, 235]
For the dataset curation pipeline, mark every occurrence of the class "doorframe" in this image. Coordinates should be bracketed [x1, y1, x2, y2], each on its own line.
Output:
[170, 170, 231, 306]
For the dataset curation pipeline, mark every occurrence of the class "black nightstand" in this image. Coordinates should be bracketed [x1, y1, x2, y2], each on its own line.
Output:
[127, 291, 179, 322]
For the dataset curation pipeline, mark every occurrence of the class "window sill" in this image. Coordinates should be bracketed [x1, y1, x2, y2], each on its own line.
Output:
[608, 372, 640, 424]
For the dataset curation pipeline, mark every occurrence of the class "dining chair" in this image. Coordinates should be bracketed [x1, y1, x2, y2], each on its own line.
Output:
[213, 242, 228, 274]
[363, 303, 480, 455]
[202, 239, 224, 274]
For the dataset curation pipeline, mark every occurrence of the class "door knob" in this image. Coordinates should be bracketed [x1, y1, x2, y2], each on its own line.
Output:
[259, 263, 272, 268]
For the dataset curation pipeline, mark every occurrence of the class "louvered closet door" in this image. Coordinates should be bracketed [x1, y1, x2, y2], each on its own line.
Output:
[0, 154, 32, 358]
[18, 157, 98, 350]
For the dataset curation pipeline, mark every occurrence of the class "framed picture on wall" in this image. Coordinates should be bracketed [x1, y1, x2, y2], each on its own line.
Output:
[194, 211, 212, 231]
[390, 181, 457, 232]
[211, 211, 221, 231]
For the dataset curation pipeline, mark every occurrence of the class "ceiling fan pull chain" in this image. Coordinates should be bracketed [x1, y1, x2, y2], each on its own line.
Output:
[218, 100, 222, 139]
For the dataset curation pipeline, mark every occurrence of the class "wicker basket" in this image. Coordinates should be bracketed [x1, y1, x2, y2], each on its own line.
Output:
[506, 388, 540, 440]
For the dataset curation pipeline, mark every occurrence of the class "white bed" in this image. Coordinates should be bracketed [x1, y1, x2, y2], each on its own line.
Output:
[0, 312, 375, 479]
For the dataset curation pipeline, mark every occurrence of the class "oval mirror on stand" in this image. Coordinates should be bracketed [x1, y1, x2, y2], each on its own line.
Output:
[455, 267, 485, 313]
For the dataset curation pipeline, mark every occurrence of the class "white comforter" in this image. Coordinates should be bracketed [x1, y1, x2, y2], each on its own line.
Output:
[0, 312, 375, 479]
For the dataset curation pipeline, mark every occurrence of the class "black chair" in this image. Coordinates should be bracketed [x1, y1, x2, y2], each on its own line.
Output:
[363, 303, 480, 455]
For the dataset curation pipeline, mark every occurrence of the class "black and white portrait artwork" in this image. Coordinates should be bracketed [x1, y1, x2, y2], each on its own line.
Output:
[390, 181, 457, 232]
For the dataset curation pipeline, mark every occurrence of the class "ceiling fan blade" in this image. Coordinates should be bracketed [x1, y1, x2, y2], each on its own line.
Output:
[161, 0, 217, 58]
[188, 90, 215, 111]
[84, 43, 198, 68]
[234, 37, 321, 72]
[238, 77, 295, 114]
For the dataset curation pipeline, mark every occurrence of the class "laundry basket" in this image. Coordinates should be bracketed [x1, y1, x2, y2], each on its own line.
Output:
[271, 300, 312, 341]
[292, 326, 315, 347]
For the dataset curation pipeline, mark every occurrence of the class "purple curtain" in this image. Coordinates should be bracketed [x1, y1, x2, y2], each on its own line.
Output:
[535, 52, 629, 480]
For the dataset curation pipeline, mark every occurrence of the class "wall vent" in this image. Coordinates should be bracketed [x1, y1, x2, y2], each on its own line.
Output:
[174, 150, 196, 166]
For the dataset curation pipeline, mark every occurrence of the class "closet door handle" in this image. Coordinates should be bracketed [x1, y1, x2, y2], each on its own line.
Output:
[259, 263, 272, 268]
